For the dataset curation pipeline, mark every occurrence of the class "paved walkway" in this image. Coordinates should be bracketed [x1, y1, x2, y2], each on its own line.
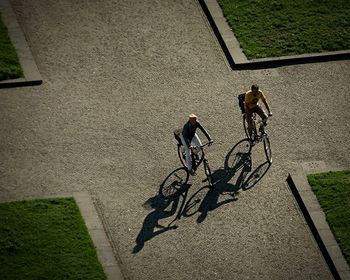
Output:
[1, 0, 349, 279]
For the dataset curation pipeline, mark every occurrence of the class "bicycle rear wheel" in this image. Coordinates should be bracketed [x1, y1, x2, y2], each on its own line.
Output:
[243, 114, 250, 139]
[263, 134, 272, 163]
[243, 114, 257, 142]
[177, 144, 187, 168]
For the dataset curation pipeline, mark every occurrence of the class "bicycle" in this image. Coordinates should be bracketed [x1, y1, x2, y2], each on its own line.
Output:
[243, 113, 272, 164]
[173, 129, 214, 189]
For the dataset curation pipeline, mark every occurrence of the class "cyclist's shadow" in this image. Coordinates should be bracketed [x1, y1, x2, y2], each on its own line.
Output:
[181, 138, 271, 223]
[132, 167, 190, 254]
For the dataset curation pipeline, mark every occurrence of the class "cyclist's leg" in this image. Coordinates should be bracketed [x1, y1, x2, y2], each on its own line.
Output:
[180, 134, 192, 171]
[192, 133, 202, 152]
[256, 106, 267, 125]
[246, 109, 254, 140]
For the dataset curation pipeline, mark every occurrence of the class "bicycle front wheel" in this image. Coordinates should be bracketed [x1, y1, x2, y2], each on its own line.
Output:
[203, 159, 213, 189]
[263, 134, 272, 163]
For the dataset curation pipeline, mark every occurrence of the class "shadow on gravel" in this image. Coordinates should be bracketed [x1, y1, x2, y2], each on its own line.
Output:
[132, 168, 190, 254]
[181, 138, 272, 223]
[224, 138, 272, 191]
[242, 161, 271, 190]
[133, 140, 272, 252]
[182, 185, 237, 223]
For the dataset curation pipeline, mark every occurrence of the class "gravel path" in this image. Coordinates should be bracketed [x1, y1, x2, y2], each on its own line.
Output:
[1, 0, 349, 279]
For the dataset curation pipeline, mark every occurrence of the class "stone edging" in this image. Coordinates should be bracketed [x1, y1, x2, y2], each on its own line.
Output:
[0, 0, 42, 88]
[0, 192, 124, 280]
[287, 161, 350, 280]
[199, 0, 350, 70]
[74, 192, 125, 280]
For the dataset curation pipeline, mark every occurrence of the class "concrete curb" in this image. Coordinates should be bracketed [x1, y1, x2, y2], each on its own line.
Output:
[74, 192, 125, 280]
[287, 161, 350, 280]
[200, 0, 350, 70]
[0, 192, 124, 280]
[0, 0, 42, 88]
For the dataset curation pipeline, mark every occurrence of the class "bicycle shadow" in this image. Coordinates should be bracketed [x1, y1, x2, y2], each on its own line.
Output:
[179, 138, 271, 223]
[242, 161, 271, 190]
[224, 138, 272, 191]
[132, 167, 190, 254]
[133, 139, 272, 246]
[181, 185, 236, 223]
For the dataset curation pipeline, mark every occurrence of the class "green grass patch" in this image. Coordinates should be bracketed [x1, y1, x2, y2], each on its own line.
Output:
[0, 198, 106, 280]
[217, 0, 350, 59]
[307, 170, 350, 265]
[0, 12, 23, 81]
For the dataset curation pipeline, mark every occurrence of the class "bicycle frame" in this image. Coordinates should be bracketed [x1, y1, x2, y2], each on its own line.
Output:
[243, 113, 272, 163]
[243, 112, 268, 142]
[177, 142, 214, 188]
[190, 142, 211, 171]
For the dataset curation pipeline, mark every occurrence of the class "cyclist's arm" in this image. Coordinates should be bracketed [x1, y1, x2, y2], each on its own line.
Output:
[262, 99, 272, 115]
[260, 91, 272, 115]
[197, 122, 212, 142]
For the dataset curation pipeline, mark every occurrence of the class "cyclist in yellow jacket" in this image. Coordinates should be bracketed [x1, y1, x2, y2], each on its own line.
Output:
[244, 84, 272, 142]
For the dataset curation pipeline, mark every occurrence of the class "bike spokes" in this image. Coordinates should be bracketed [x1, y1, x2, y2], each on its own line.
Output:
[159, 168, 189, 198]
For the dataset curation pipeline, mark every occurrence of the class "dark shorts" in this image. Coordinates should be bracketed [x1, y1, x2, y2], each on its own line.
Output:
[246, 105, 267, 121]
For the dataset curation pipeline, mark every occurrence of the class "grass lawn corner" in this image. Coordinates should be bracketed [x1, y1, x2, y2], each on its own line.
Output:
[0, 12, 23, 81]
[217, 0, 350, 59]
[307, 170, 350, 265]
[0, 197, 106, 280]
